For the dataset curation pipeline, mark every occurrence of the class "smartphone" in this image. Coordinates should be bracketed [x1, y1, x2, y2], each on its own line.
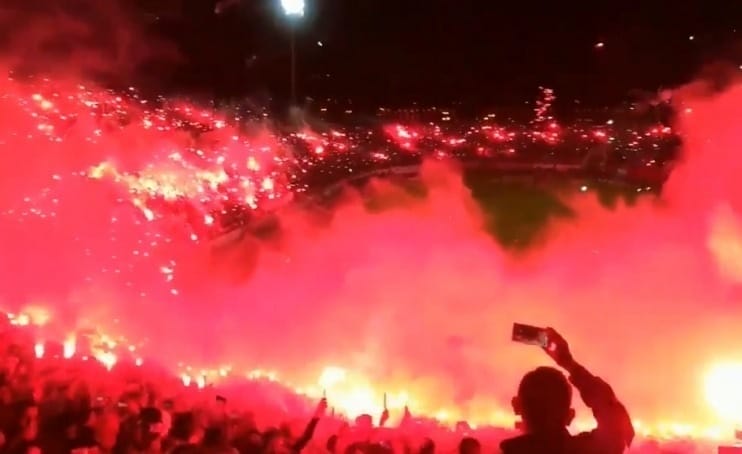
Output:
[512, 323, 548, 347]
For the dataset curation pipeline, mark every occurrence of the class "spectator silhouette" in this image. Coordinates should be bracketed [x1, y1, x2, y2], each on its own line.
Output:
[458, 436, 480, 454]
[500, 328, 634, 454]
[167, 412, 203, 454]
[263, 398, 325, 454]
[5, 401, 40, 454]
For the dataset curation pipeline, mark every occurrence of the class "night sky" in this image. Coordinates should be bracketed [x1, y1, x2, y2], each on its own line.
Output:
[1, 0, 740, 109]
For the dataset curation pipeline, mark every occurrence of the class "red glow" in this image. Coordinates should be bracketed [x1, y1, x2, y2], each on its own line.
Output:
[384, 124, 422, 150]
[0, 69, 741, 449]
[593, 129, 608, 141]
[488, 127, 515, 143]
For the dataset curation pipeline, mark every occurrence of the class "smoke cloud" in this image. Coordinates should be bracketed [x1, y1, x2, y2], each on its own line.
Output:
[0, 1, 741, 431]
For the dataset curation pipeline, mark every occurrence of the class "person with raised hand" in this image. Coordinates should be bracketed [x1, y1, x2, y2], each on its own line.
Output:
[501, 328, 634, 454]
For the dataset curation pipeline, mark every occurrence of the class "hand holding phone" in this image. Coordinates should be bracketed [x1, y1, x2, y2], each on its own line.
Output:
[542, 328, 574, 370]
[512, 323, 548, 348]
[513, 324, 575, 370]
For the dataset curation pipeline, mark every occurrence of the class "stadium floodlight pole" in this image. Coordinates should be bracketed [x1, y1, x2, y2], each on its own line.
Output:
[280, 0, 305, 106]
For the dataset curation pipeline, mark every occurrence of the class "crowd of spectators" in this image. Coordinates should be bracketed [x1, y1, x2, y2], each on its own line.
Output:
[0, 323, 731, 454]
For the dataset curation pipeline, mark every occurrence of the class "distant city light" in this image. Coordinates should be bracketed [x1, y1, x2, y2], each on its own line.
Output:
[280, 0, 305, 16]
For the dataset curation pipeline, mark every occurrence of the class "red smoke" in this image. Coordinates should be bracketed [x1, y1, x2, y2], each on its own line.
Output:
[0, 72, 740, 438]
[0, 0, 741, 436]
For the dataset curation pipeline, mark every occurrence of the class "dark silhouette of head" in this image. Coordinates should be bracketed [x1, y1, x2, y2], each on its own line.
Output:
[203, 425, 227, 447]
[135, 407, 163, 449]
[420, 438, 435, 454]
[512, 367, 575, 433]
[354, 414, 373, 430]
[326, 434, 339, 453]
[458, 436, 481, 454]
[169, 412, 199, 443]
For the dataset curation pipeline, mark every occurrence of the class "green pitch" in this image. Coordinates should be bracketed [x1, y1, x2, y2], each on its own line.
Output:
[359, 169, 655, 250]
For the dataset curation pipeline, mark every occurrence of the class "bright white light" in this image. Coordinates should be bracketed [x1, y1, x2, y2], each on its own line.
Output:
[705, 362, 742, 424]
[281, 0, 305, 16]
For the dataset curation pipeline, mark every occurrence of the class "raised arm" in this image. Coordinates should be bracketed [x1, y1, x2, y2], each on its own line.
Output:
[544, 328, 634, 452]
[293, 398, 327, 452]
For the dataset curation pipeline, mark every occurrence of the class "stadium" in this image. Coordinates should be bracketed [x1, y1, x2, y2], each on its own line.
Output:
[0, 0, 740, 452]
